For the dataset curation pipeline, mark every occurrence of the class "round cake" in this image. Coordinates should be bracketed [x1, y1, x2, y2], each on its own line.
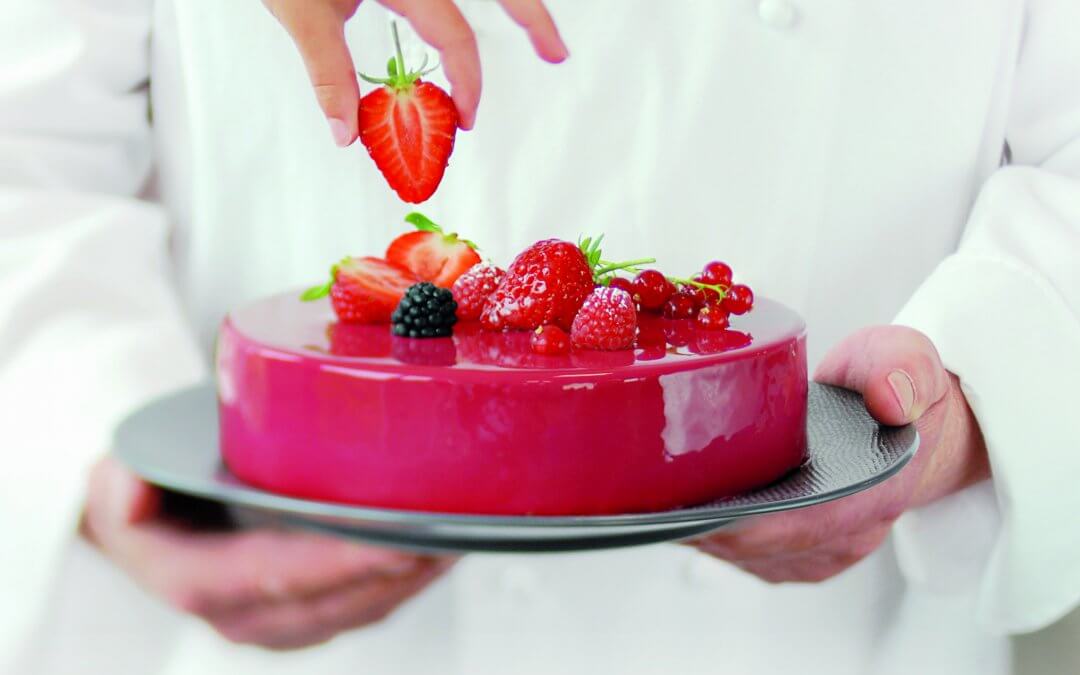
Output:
[216, 292, 808, 515]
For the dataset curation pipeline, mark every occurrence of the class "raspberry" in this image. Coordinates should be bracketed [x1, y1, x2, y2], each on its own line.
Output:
[451, 263, 505, 321]
[531, 325, 571, 355]
[570, 287, 637, 350]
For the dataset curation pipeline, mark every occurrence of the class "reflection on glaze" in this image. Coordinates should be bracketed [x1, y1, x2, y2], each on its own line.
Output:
[660, 359, 766, 457]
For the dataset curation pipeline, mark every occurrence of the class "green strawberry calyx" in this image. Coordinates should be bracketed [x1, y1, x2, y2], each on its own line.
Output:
[358, 22, 440, 92]
[300, 257, 350, 302]
[578, 234, 656, 285]
[405, 212, 479, 250]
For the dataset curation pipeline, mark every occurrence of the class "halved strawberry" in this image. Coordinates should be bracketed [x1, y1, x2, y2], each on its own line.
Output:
[385, 212, 481, 288]
[358, 24, 458, 204]
[302, 256, 419, 324]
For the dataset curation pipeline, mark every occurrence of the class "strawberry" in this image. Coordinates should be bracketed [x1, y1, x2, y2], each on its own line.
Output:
[480, 239, 595, 331]
[302, 256, 419, 323]
[358, 24, 458, 204]
[451, 262, 505, 321]
[570, 287, 638, 351]
[385, 212, 481, 287]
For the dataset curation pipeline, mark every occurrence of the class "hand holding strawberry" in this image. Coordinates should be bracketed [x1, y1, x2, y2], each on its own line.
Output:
[262, 0, 568, 152]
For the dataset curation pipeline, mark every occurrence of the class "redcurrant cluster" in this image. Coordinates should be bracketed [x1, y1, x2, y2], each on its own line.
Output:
[607, 260, 754, 331]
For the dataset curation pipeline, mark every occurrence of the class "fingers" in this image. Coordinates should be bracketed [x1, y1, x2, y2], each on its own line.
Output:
[814, 325, 951, 425]
[212, 557, 453, 649]
[697, 524, 893, 584]
[380, 0, 481, 129]
[496, 0, 569, 62]
[265, 0, 361, 146]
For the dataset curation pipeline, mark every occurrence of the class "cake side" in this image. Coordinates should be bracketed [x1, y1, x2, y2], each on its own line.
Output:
[217, 295, 808, 515]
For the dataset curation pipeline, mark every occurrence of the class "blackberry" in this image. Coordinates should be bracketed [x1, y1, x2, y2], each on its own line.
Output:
[391, 282, 458, 338]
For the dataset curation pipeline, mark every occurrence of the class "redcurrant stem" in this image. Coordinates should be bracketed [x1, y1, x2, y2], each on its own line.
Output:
[669, 276, 730, 299]
[594, 258, 656, 276]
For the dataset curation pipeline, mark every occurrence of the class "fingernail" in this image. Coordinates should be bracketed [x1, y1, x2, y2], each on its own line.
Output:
[327, 117, 351, 147]
[888, 370, 916, 419]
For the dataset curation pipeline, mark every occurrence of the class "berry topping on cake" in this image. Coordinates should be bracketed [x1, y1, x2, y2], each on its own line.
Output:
[699, 261, 733, 288]
[662, 291, 698, 319]
[386, 212, 481, 288]
[452, 262, 505, 321]
[358, 23, 458, 204]
[481, 239, 595, 331]
[570, 287, 637, 351]
[696, 303, 731, 331]
[302, 256, 419, 323]
[531, 325, 571, 355]
[631, 269, 676, 312]
[608, 277, 634, 295]
[722, 284, 755, 315]
[391, 282, 458, 337]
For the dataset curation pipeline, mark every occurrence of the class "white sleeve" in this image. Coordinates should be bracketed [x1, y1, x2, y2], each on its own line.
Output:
[891, 0, 1080, 634]
[0, 0, 206, 663]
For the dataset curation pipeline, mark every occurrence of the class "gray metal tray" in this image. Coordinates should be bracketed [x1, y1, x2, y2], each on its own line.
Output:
[113, 382, 917, 553]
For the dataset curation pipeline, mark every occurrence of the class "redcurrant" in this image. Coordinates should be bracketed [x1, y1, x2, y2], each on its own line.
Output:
[632, 269, 675, 311]
[700, 261, 733, 288]
[695, 303, 731, 331]
[722, 284, 754, 315]
[663, 292, 698, 319]
[531, 325, 571, 355]
[608, 277, 634, 294]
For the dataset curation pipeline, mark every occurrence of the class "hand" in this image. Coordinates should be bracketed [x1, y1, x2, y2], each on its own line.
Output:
[83, 456, 453, 650]
[262, 0, 568, 141]
[689, 325, 991, 583]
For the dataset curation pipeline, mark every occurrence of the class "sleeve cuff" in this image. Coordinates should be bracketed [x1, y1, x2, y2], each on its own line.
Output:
[892, 253, 1080, 634]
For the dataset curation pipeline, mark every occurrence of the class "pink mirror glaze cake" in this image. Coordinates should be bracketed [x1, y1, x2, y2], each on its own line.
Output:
[216, 215, 808, 516]
[216, 293, 807, 515]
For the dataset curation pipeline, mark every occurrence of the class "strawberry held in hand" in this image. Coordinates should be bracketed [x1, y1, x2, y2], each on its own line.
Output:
[358, 23, 458, 204]
[385, 212, 481, 287]
[302, 256, 418, 324]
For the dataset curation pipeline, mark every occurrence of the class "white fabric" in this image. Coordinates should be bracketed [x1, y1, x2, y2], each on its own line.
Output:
[2, 0, 1079, 673]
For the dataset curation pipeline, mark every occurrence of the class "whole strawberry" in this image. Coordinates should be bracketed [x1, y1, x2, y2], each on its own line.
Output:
[571, 287, 638, 351]
[452, 262, 505, 321]
[481, 239, 594, 331]
[358, 23, 458, 203]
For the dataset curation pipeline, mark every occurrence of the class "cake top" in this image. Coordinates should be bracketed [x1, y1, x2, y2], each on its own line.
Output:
[257, 212, 805, 375]
[225, 292, 804, 375]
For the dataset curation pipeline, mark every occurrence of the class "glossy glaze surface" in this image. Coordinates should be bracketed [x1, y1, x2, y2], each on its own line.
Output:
[217, 292, 808, 515]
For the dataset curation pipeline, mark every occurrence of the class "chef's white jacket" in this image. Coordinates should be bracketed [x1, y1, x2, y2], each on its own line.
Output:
[2, 1, 1079, 673]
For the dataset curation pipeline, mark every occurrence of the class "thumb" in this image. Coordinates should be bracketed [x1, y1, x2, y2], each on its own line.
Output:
[813, 325, 951, 425]
[268, 2, 361, 147]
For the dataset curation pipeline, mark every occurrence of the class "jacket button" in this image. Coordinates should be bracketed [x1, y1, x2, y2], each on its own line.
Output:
[758, 0, 799, 30]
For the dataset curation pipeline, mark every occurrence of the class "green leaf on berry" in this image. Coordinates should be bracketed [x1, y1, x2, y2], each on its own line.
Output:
[300, 263, 341, 302]
[404, 212, 479, 251]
